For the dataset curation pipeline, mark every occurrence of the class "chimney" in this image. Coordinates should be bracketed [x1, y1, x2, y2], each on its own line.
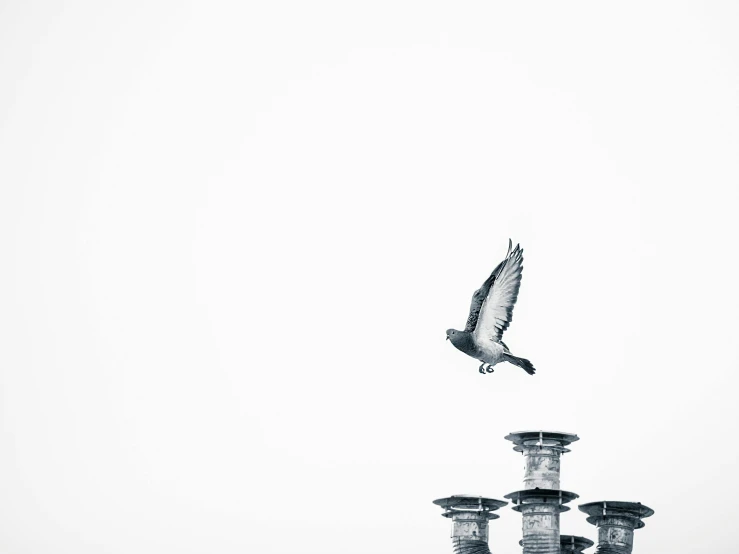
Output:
[504, 431, 580, 554]
[432, 431, 655, 553]
[433, 495, 507, 554]
[578, 501, 654, 554]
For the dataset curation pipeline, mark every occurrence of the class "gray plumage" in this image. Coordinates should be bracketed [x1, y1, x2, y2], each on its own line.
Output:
[446, 240, 536, 375]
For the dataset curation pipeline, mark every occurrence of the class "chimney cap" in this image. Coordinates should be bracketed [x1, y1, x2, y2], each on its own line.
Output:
[505, 489, 579, 511]
[504, 430, 580, 451]
[578, 501, 654, 528]
[433, 495, 508, 513]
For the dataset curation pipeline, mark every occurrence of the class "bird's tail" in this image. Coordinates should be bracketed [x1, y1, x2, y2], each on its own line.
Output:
[503, 354, 536, 375]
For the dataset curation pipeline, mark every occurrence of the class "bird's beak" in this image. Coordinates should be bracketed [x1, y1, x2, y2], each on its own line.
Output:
[446, 335, 450, 340]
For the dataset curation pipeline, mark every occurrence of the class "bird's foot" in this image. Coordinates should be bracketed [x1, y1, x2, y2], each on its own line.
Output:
[479, 363, 494, 374]
[478, 363, 486, 374]
[485, 365, 495, 373]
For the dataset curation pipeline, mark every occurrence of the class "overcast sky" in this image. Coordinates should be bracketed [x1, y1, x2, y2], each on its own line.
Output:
[1, 2, 738, 553]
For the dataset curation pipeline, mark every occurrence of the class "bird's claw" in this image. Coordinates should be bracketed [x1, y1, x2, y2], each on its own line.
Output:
[478, 363, 486, 374]
[479, 363, 494, 374]
[485, 365, 494, 373]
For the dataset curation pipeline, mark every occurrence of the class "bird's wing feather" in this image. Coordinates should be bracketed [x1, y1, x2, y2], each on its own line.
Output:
[463, 239, 512, 332]
[473, 244, 524, 343]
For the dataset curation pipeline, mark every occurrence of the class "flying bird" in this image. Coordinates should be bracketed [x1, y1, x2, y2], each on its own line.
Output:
[446, 240, 536, 375]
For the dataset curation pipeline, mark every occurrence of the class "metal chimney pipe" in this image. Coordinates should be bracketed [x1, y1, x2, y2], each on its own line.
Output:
[504, 431, 579, 490]
[504, 431, 580, 554]
[506, 489, 578, 554]
[578, 501, 654, 554]
[433, 495, 508, 554]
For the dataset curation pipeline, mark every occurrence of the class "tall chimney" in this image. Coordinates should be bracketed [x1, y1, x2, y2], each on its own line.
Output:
[504, 431, 580, 554]
[578, 501, 654, 554]
[433, 495, 507, 554]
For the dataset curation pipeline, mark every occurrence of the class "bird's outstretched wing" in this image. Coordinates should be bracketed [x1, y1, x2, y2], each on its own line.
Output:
[472, 243, 524, 342]
[463, 239, 512, 332]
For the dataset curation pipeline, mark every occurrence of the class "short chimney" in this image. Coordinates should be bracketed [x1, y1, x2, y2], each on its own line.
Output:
[578, 501, 654, 554]
[433, 495, 507, 554]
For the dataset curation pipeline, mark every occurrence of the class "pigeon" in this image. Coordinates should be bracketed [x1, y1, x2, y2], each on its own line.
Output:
[446, 240, 536, 375]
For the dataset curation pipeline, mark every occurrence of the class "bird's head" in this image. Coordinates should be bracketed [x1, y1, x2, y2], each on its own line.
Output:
[446, 328, 471, 351]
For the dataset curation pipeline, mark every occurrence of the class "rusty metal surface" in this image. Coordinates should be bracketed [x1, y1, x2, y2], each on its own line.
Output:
[506, 490, 577, 554]
[505, 431, 579, 490]
[519, 502, 561, 554]
[451, 511, 490, 542]
[523, 448, 561, 490]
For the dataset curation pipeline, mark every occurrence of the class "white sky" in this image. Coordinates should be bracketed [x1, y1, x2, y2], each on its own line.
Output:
[1, 1, 738, 553]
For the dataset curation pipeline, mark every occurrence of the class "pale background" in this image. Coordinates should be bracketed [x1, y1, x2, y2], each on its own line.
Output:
[1, 1, 738, 553]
